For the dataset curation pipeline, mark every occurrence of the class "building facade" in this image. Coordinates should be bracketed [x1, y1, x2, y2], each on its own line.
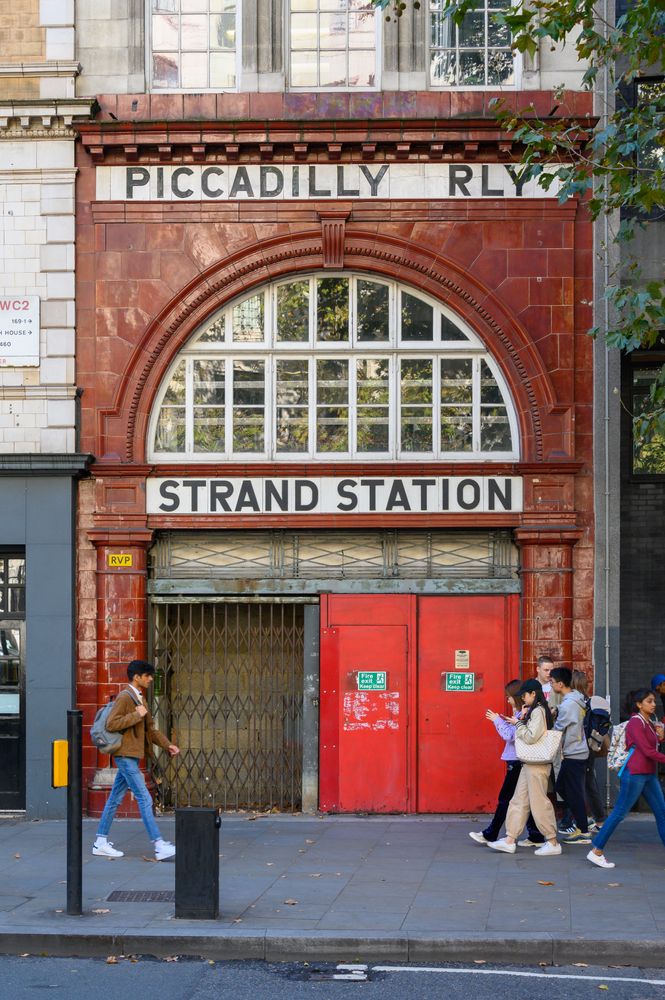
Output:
[67, 0, 599, 817]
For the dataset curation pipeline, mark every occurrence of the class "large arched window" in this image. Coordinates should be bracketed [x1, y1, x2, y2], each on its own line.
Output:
[149, 274, 519, 462]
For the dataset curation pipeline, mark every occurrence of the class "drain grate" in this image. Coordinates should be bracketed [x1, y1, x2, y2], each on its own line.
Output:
[107, 890, 175, 903]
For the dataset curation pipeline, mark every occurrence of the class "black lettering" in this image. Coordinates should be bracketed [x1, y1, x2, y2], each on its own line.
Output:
[386, 480, 411, 511]
[292, 165, 300, 198]
[505, 165, 527, 197]
[449, 165, 473, 197]
[158, 479, 180, 512]
[488, 478, 512, 511]
[441, 479, 450, 511]
[308, 165, 331, 197]
[172, 167, 194, 199]
[184, 479, 206, 512]
[337, 479, 358, 512]
[457, 478, 481, 510]
[210, 480, 233, 512]
[412, 478, 436, 510]
[265, 479, 289, 512]
[295, 479, 319, 511]
[229, 167, 254, 198]
[482, 164, 504, 197]
[126, 167, 149, 199]
[235, 481, 260, 512]
[157, 166, 164, 199]
[359, 164, 389, 197]
[360, 478, 384, 511]
[260, 166, 284, 198]
[202, 166, 224, 198]
[337, 165, 360, 197]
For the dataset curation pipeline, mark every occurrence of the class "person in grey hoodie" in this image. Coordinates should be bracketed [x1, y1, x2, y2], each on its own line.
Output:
[551, 666, 591, 845]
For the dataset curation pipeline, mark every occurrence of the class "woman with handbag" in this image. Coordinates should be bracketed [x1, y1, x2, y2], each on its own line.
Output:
[488, 679, 562, 857]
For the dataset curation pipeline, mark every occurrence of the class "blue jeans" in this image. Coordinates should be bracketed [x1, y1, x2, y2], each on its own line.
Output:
[593, 771, 665, 852]
[97, 756, 161, 843]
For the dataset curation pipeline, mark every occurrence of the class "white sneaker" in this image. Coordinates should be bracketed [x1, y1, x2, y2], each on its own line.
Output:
[534, 841, 562, 856]
[92, 837, 124, 858]
[487, 838, 516, 854]
[469, 831, 488, 844]
[154, 838, 176, 861]
[587, 849, 615, 869]
[517, 838, 539, 847]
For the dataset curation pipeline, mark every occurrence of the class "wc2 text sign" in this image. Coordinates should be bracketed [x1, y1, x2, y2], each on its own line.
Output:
[146, 476, 523, 515]
[96, 164, 564, 202]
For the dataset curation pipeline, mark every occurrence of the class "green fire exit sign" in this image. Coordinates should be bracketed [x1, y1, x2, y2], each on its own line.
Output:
[445, 672, 475, 692]
[357, 671, 387, 691]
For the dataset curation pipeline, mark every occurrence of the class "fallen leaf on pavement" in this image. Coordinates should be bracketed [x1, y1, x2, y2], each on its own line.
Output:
[14, 854, 20, 859]
[309, 873, 322, 878]
[465, 900, 477, 903]
[598, 986, 609, 991]
[537, 880, 555, 886]
[142, 856, 158, 863]
[19, 954, 30, 958]
[106, 956, 118, 965]
[232, 918, 242, 923]
[266, 862, 274, 866]
[305, 839, 314, 844]
[473, 960, 486, 965]
[284, 899, 298, 905]
[92, 909, 110, 915]
[573, 962, 588, 967]
[607, 883, 621, 887]
[164, 956, 179, 963]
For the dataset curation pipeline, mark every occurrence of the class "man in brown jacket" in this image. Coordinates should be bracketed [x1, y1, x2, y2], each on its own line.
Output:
[92, 660, 180, 860]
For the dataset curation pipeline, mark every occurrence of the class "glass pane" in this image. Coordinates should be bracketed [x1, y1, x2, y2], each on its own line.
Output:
[317, 408, 348, 452]
[276, 358, 310, 453]
[194, 360, 225, 405]
[320, 0, 347, 9]
[291, 12, 318, 48]
[211, 0, 236, 10]
[441, 358, 473, 403]
[210, 51, 236, 87]
[458, 11, 485, 47]
[276, 359, 309, 404]
[633, 367, 665, 473]
[356, 358, 389, 403]
[401, 406, 432, 452]
[317, 358, 348, 404]
[430, 10, 453, 47]
[459, 49, 485, 84]
[153, 0, 177, 11]
[430, 48, 455, 85]
[233, 361, 264, 451]
[193, 409, 224, 452]
[291, 0, 317, 9]
[210, 12, 236, 48]
[348, 10, 375, 45]
[487, 49, 514, 84]
[441, 410, 473, 451]
[153, 13, 179, 50]
[357, 407, 389, 452]
[348, 49, 375, 87]
[233, 360, 265, 405]
[181, 14, 208, 49]
[182, 0, 208, 10]
[320, 12, 348, 48]
[181, 51, 208, 88]
[153, 53, 179, 88]
[155, 407, 186, 451]
[357, 359, 389, 451]
[0, 628, 21, 695]
[480, 359, 503, 404]
[9, 588, 25, 615]
[317, 358, 348, 451]
[401, 359, 433, 452]
[401, 292, 433, 341]
[8, 560, 25, 586]
[357, 280, 389, 341]
[163, 361, 186, 404]
[291, 49, 318, 86]
[233, 412, 264, 451]
[401, 359, 432, 402]
[488, 18, 510, 46]
[197, 315, 225, 342]
[232, 294, 264, 342]
[319, 50, 347, 88]
[481, 407, 511, 451]
[277, 281, 310, 342]
[441, 314, 469, 341]
[317, 278, 349, 341]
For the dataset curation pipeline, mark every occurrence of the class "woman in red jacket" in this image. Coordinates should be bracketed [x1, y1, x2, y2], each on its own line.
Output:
[588, 688, 665, 869]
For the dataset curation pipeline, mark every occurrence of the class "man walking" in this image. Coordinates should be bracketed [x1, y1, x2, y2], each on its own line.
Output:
[551, 666, 591, 845]
[92, 660, 180, 861]
[536, 655, 554, 700]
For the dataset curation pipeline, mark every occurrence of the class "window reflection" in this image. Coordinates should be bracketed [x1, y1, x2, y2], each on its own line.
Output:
[151, 0, 236, 89]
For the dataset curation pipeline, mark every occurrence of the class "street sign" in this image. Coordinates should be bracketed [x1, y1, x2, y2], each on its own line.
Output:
[0, 296, 40, 367]
[445, 671, 475, 692]
[357, 671, 387, 691]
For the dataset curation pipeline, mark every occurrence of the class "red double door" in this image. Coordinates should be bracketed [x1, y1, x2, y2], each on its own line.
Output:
[319, 593, 519, 813]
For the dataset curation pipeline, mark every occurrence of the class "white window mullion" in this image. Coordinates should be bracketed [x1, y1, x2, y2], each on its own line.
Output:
[226, 357, 233, 459]
[185, 357, 194, 454]
[265, 356, 274, 460]
[433, 356, 441, 458]
[472, 356, 481, 453]
[349, 357, 358, 457]
[308, 357, 316, 458]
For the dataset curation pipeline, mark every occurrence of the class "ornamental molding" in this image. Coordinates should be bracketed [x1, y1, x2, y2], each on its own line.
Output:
[0, 98, 96, 137]
[0, 61, 81, 78]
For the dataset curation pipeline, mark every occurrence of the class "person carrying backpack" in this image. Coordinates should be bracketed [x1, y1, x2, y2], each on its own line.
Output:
[92, 660, 180, 861]
[550, 666, 590, 845]
[557, 670, 609, 835]
[588, 688, 665, 869]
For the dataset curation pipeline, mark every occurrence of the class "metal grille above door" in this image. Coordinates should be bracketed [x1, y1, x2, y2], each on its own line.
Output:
[151, 602, 305, 812]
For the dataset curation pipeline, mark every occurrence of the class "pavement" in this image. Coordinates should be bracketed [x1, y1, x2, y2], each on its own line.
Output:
[1, 813, 665, 967]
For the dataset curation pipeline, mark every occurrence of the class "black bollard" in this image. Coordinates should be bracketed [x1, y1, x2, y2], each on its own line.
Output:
[174, 808, 220, 919]
[66, 710, 83, 916]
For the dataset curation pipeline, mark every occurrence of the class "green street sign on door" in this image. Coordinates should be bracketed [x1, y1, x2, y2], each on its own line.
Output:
[445, 671, 475, 692]
[357, 671, 387, 691]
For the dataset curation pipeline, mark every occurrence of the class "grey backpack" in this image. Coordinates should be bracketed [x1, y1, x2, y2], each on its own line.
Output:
[90, 688, 141, 755]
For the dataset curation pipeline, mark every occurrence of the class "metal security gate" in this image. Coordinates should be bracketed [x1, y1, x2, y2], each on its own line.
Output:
[151, 601, 305, 812]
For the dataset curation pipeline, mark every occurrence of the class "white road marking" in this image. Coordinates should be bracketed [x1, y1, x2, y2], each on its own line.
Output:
[372, 966, 665, 988]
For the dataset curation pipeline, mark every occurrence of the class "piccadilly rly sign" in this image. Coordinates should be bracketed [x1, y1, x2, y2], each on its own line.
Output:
[146, 476, 523, 515]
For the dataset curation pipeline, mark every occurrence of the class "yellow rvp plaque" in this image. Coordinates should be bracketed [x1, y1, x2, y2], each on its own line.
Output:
[107, 553, 133, 568]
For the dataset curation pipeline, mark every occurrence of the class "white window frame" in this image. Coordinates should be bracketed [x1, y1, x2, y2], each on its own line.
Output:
[428, 0, 522, 90]
[286, 0, 382, 91]
[148, 274, 520, 462]
[146, 0, 241, 93]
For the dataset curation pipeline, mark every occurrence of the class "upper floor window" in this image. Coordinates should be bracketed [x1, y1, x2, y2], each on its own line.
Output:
[289, 0, 377, 89]
[635, 79, 665, 172]
[151, 0, 237, 90]
[430, 0, 514, 87]
[149, 275, 519, 462]
[632, 361, 665, 476]
[0, 554, 25, 618]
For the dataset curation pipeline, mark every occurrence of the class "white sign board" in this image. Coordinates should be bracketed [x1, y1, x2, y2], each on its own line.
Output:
[97, 164, 563, 203]
[0, 296, 40, 367]
[146, 475, 523, 515]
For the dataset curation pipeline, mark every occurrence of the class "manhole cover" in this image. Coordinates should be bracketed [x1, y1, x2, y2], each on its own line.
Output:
[107, 890, 175, 903]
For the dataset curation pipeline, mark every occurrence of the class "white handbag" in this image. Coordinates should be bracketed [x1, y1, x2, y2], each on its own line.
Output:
[515, 727, 562, 764]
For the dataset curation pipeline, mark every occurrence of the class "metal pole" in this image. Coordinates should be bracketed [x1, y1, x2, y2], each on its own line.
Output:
[66, 710, 82, 916]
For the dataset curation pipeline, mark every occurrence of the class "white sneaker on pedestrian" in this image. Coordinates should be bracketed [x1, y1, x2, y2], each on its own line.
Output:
[92, 837, 124, 858]
[517, 838, 539, 847]
[487, 838, 516, 854]
[469, 831, 488, 844]
[534, 841, 562, 856]
[587, 849, 615, 869]
[154, 838, 176, 861]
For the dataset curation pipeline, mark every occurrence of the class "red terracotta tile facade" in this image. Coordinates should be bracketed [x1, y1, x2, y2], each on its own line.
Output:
[74, 93, 595, 812]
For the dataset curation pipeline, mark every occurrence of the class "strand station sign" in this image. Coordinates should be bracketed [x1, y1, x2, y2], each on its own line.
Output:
[96, 164, 563, 202]
[146, 475, 523, 515]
